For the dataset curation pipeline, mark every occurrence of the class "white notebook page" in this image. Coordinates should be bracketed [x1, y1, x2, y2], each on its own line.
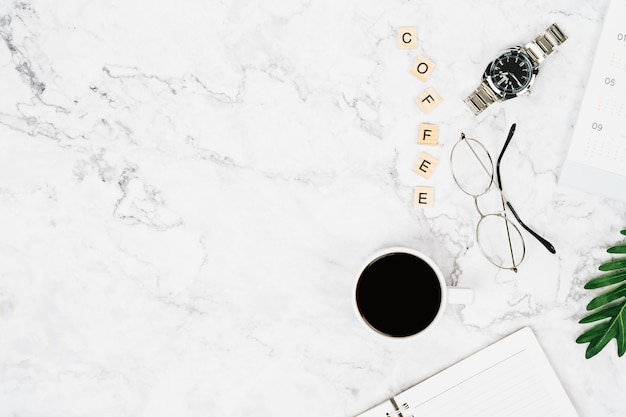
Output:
[355, 328, 579, 417]
[560, 0, 626, 200]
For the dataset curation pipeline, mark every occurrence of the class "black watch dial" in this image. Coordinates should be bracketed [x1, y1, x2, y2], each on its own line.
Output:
[489, 50, 534, 94]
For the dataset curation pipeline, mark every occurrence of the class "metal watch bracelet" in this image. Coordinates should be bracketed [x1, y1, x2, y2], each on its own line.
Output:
[464, 80, 500, 116]
[524, 23, 568, 66]
[464, 23, 568, 116]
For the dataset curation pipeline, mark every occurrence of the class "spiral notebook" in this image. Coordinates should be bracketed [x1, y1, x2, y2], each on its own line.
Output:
[560, 0, 626, 201]
[355, 328, 579, 417]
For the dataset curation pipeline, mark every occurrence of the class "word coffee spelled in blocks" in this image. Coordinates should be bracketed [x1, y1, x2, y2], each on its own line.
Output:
[409, 55, 435, 82]
[417, 123, 439, 146]
[414, 186, 434, 208]
[412, 152, 439, 180]
[397, 27, 418, 49]
[416, 87, 443, 114]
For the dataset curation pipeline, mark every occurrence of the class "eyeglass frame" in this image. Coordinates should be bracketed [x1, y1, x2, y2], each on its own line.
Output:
[450, 124, 556, 272]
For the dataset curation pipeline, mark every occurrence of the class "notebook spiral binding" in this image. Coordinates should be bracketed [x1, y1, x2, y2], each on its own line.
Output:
[385, 400, 413, 417]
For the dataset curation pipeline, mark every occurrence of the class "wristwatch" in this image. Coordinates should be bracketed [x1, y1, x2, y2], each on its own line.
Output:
[464, 23, 567, 116]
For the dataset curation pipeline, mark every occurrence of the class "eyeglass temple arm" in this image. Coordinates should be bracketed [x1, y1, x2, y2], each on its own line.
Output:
[504, 201, 556, 254]
[496, 124, 557, 255]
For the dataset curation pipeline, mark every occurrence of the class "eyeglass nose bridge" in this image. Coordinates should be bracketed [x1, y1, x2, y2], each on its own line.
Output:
[472, 195, 487, 217]
[472, 188, 508, 218]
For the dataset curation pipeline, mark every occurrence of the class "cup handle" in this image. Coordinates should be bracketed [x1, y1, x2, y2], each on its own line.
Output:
[446, 287, 474, 305]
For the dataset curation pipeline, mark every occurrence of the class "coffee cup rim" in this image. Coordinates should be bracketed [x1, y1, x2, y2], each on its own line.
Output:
[352, 246, 448, 340]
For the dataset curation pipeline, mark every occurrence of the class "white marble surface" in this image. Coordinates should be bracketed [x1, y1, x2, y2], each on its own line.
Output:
[1, 0, 625, 416]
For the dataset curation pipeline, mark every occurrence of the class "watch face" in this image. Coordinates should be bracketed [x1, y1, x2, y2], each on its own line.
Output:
[489, 50, 534, 95]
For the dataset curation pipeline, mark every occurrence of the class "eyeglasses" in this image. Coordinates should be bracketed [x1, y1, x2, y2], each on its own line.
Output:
[450, 124, 555, 272]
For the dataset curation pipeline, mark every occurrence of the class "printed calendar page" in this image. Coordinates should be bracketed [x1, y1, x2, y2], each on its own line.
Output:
[560, 0, 626, 200]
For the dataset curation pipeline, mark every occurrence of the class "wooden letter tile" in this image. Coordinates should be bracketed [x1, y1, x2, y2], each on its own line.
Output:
[414, 186, 434, 208]
[416, 87, 443, 114]
[397, 27, 417, 49]
[409, 55, 435, 82]
[412, 152, 439, 179]
[417, 123, 439, 146]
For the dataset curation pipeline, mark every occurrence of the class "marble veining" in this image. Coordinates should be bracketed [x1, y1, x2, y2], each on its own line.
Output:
[1, 0, 626, 416]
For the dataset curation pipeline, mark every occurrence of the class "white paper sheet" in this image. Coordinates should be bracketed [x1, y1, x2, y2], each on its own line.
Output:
[356, 328, 579, 417]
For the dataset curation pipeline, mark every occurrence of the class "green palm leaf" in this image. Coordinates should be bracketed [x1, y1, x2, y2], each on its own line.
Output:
[586, 283, 626, 310]
[578, 229, 626, 359]
[580, 304, 624, 323]
[600, 259, 626, 271]
[576, 321, 610, 343]
[608, 245, 626, 254]
[584, 270, 626, 289]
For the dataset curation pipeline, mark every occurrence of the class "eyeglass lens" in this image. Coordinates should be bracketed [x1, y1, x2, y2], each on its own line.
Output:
[450, 136, 494, 197]
[477, 213, 525, 271]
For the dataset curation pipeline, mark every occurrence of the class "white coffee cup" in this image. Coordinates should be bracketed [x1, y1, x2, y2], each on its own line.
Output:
[353, 247, 473, 339]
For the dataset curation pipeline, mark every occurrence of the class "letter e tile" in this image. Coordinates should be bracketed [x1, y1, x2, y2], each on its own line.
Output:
[414, 186, 434, 208]
[412, 152, 439, 179]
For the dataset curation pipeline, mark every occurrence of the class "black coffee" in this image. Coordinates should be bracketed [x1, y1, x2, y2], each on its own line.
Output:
[355, 252, 442, 337]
